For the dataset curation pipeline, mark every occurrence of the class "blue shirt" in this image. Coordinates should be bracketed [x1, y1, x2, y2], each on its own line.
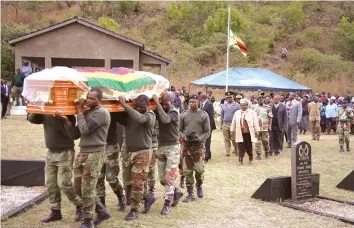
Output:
[325, 103, 338, 118]
[220, 102, 240, 124]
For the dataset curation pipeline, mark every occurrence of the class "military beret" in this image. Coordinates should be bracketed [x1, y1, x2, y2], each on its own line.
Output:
[189, 94, 199, 100]
[260, 92, 265, 96]
[225, 91, 234, 97]
[235, 94, 243, 99]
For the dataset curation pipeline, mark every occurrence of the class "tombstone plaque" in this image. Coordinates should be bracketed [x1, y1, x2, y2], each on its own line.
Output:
[291, 141, 312, 201]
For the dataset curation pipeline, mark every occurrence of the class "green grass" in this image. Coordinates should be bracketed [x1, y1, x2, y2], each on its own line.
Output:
[1, 116, 354, 228]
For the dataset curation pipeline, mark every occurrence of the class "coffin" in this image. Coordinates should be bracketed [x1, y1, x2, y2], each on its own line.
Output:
[25, 81, 157, 115]
[23, 67, 166, 115]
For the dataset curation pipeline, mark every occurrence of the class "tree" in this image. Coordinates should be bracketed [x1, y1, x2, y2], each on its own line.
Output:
[1, 23, 30, 78]
[276, 2, 306, 33]
[337, 16, 354, 60]
[98, 17, 120, 32]
[204, 6, 247, 37]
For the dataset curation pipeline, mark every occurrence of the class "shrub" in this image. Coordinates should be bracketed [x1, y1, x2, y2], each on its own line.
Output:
[98, 17, 120, 32]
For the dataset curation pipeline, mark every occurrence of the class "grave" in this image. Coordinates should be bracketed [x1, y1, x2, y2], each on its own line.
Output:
[1, 160, 47, 221]
[252, 141, 319, 202]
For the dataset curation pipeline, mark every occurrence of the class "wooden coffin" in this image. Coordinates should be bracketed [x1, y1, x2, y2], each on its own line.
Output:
[26, 80, 156, 115]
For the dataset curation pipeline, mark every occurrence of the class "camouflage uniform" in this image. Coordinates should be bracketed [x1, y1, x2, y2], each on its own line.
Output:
[182, 144, 205, 187]
[73, 150, 105, 220]
[147, 143, 158, 192]
[156, 144, 180, 201]
[337, 107, 353, 145]
[46, 149, 83, 210]
[96, 144, 124, 199]
[254, 104, 273, 157]
[124, 149, 151, 210]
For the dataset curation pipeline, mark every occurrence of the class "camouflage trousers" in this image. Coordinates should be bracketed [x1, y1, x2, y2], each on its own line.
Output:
[255, 131, 269, 156]
[182, 143, 205, 187]
[147, 143, 158, 191]
[73, 150, 104, 220]
[122, 148, 151, 210]
[96, 144, 123, 198]
[156, 144, 180, 201]
[338, 123, 351, 144]
[45, 149, 83, 210]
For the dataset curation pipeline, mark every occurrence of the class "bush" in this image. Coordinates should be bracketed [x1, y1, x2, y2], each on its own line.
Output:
[336, 16, 354, 60]
[290, 48, 353, 81]
[98, 17, 120, 32]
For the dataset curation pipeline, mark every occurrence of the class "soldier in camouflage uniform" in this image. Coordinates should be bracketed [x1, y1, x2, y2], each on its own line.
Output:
[146, 119, 159, 198]
[28, 112, 83, 223]
[73, 88, 111, 228]
[96, 113, 126, 212]
[117, 95, 156, 221]
[153, 94, 183, 215]
[254, 98, 273, 159]
[179, 95, 210, 202]
[337, 101, 353, 152]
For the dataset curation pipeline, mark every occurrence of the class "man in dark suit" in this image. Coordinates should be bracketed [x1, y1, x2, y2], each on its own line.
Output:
[269, 95, 288, 156]
[1, 79, 12, 120]
[200, 93, 216, 162]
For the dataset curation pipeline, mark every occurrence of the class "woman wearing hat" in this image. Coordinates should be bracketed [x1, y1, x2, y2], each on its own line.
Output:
[230, 99, 260, 166]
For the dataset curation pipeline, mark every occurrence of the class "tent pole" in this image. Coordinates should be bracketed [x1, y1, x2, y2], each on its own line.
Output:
[226, 4, 231, 92]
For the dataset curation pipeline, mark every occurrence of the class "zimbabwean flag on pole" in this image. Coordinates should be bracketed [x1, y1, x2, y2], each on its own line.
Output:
[229, 30, 248, 57]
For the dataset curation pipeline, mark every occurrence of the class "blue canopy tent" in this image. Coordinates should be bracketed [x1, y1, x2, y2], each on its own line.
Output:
[190, 68, 312, 92]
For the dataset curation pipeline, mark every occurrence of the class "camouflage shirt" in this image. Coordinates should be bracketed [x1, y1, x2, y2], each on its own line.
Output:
[254, 104, 273, 131]
[337, 107, 353, 129]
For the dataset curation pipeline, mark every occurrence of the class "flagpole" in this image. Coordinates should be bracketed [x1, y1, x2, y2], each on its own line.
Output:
[226, 5, 231, 92]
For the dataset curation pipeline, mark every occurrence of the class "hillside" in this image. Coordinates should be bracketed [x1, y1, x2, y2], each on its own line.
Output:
[1, 1, 354, 94]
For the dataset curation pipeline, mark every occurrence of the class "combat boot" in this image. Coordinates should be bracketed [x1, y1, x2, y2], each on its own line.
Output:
[114, 190, 126, 211]
[41, 209, 62, 223]
[183, 186, 195, 203]
[94, 202, 111, 226]
[180, 176, 185, 188]
[124, 209, 138, 221]
[346, 143, 350, 152]
[125, 186, 132, 206]
[75, 205, 84, 222]
[340, 145, 344, 152]
[78, 219, 94, 228]
[171, 188, 183, 207]
[142, 194, 156, 214]
[196, 184, 204, 198]
[160, 200, 171, 215]
[255, 155, 261, 160]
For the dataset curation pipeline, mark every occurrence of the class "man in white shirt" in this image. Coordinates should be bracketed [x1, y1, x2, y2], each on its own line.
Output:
[21, 61, 33, 77]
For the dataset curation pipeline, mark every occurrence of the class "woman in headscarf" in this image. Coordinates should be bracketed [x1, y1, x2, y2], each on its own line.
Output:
[299, 95, 310, 134]
[230, 99, 260, 166]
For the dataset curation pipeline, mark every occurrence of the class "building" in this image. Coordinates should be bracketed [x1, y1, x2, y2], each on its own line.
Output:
[9, 16, 171, 75]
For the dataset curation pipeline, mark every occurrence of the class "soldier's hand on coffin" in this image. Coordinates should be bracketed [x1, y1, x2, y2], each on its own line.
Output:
[118, 96, 126, 105]
[82, 105, 90, 115]
[53, 110, 70, 124]
[75, 98, 85, 114]
[152, 95, 160, 104]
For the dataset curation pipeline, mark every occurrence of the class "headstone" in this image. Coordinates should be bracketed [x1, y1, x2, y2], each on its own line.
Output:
[291, 141, 312, 201]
